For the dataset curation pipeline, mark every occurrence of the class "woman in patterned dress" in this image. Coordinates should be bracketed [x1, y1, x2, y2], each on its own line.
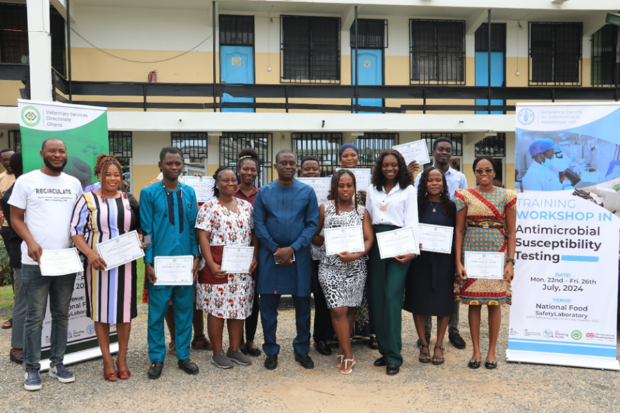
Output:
[313, 170, 374, 374]
[71, 155, 146, 381]
[455, 156, 517, 370]
[195, 166, 259, 369]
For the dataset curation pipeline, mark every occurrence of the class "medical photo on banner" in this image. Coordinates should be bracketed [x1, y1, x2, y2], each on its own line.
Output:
[509, 103, 620, 370]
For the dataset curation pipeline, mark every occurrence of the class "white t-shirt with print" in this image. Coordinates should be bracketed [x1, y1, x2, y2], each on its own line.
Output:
[9, 170, 83, 265]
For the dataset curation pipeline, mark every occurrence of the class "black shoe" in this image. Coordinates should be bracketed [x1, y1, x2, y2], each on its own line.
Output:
[9, 350, 23, 365]
[148, 361, 164, 379]
[178, 359, 199, 375]
[449, 333, 466, 350]
[294, 352, 315, 369]
[246, 347, 262, 357]
[417, 332, 431, 348]
[386, 363, 400, 375]
[369, 336, 379, 350]
[374, 356, 387, 367]
[264, 355, 278, 370]
[314, 340, 332, 356]
[485, 359, 497, 369]
[468, 359, 481, 369]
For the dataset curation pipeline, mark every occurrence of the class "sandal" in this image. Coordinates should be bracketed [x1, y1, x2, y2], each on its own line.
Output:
[340, 356, 356, 375]
[103, 369, 118, 382]
[191, 335, 213, 351]
[117, 362, 131, 380]
[168, 340, 177, 356]
[419, 344, 431, 363]
[337, 354, 344, 368]
[432, 346, 445, 365]
[2, 319, 11, 329]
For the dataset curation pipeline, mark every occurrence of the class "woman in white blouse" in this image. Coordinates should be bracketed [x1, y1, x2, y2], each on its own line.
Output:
[366, 149, 420, 376]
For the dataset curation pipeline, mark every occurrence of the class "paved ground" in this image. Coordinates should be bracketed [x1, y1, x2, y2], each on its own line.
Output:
[0, 306, 619, 413]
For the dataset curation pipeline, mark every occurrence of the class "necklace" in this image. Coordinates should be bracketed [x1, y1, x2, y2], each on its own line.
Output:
[429, 201, 440, 213]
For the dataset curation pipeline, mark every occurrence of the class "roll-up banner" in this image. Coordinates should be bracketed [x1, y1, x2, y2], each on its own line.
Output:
[18, 99, 117, 370]
[508, 102, 620, 370]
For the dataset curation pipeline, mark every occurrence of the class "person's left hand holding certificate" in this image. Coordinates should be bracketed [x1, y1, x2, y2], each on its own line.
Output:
[97, 230, 145, 271]
[40, 248, 83, 276]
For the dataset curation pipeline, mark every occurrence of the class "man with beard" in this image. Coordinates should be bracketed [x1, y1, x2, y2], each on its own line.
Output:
[9, 138, 83, 391]
[408, 137, 468, 350]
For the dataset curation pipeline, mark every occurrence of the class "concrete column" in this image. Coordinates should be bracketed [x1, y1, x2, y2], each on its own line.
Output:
[27, 0, 53, 101]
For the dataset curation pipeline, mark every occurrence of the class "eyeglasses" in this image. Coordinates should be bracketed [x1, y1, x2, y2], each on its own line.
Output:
[475, 168, 494, 175]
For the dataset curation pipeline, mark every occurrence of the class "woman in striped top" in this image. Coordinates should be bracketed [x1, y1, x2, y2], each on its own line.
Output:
[70, 155, 145, 382]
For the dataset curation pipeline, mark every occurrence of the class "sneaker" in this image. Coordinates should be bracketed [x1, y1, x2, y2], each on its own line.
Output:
[24, 369, 42, 391]
[227, 349, 251, 366]
[211, 351, 235, 369]
[49, 363, 75, 383]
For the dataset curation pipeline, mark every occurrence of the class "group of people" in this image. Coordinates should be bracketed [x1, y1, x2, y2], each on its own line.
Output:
[3, 135, 517, 391]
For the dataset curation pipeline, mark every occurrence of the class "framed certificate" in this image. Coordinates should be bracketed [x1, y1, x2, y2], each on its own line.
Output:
[464, 252, 504, 280]
[221, 246, 255, 273]
[336, 168, 371, 192]
[419, 224, 453, 254]
[97, 230, 145, 270]
[154, 255, 194, 286]
[297, 177, 331, 204]
[324, 225, 365, 256]
[376, 227, 420, 259]
[40, 248, 83, 276]
[183, 176, 216, 202]
[393, 141, 431, 166]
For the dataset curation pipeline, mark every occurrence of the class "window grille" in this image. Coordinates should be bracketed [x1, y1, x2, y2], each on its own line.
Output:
[350, 19, 387, 49]
[50, 8, 66, 76]
[0, 4, 29, 64]
[220, 15, 254, 46]
[171, 132, 208, 162]
[354, 134, 398, 169]
[281, 16, 340, 83]
[422, 133, 463, 157]
[109, 132, 133, 158]
[8, 130, 21, 151]
[475, 23, 506, 52]
[220, 132, 273, 184]
[410, 20, 465, 84]
[291, 133, 343, 176]
[475, 134, 506, 157]
[592, 25, 619, 86]
[529, 22, 582, 86]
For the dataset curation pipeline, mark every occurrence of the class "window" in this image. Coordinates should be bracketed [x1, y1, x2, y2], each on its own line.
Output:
[220, 132, 273, 184]
[109, 132, 133, 191]
[410, 20, 465, 84]
[171, 132, 208, 175]
[529, 22, 582, 86]
[592, 25, 619, 86]
[475, 23, 506, 52]
[475, 134, 506, 157]
[422, 133, 463, 171]
[350, 20, 387, 49]
[8, 130, 21, 151]
[291, 133, 342, 176]
[354, 134, 398, 169]
[281, 16, 340, 83]
[220, 15, 254, 46]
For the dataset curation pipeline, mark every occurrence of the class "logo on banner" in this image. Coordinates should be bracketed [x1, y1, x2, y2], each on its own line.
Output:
[544, 330, 554, 338]
[517, 108, 535, 125]
[86, 325, 95, 335]
[571, 330, 583, 340]
[21, 106, 41, 127]
[586, 332, 594, 339]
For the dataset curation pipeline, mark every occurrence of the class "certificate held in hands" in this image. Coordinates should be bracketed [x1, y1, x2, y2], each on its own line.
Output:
[464, 251, 504, 280]
[324, 225, 365, 256]
[154, 255, 194, 286]
[97, 230, 145, 270]
[297, 177, 331, 204]
[393, 141, 431, 166]
[183, 176, 216, 202]
[221, 246, 255, 273]
[40, 248, 83, 276]
[376, 227, 420, 259]
[419, 224, 453, 254]
[336, 168, 371, 192]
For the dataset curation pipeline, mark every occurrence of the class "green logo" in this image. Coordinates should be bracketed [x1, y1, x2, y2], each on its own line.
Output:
[21, 106, 41, 127]
[173, 259, 177, 263]
[116, 239, 120, 243]
[482, 254, 486, 258]
[571, 330, 582, 340]
[341, 229, 345, 233]
[434, 227, 437, 231]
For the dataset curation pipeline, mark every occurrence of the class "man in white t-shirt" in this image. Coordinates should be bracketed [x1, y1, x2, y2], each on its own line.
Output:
[9, 138, 83, 391]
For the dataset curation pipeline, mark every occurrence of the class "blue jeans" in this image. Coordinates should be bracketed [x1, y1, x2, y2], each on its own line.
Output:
[22, 264, 76, 371]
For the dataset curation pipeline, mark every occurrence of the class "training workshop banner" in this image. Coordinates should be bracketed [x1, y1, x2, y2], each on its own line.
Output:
[18, 99, 116, 370]
[508, 102, 620, 370]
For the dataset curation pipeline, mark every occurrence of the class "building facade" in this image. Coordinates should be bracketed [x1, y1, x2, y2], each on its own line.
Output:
[1, 0, 619, 195]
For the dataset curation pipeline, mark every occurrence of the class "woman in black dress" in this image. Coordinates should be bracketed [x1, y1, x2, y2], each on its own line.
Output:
[404, 167, 456, 365]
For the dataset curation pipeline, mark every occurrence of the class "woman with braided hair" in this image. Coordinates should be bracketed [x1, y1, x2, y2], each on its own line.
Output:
[70, 154, 147, 381]
[312, 169, 373, 374]
[404, 167, 456, 366]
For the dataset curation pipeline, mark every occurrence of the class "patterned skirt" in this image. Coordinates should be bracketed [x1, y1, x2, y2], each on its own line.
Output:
[196, 273, 255, 319]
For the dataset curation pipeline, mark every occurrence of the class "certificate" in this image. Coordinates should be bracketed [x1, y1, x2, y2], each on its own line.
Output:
[336, 168, 371, 192]
[40, 248, 83, 276]
[376, 227, 420, 259]
[221, 246, 255, 273]
[419, 224, 453, 254]
[393, 141, 431, 166]
[297, 177, 331, 204]
[464, 252, 504, 280]
[154, 255, 194, 286]
[97, 230, 145, 270]
[183, 176, 216, 202]
[324, 225, 365, 256]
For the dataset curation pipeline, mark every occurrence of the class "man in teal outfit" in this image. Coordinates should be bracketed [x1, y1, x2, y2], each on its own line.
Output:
[140, 147, 201, 379]
[254, 149, 319, 370]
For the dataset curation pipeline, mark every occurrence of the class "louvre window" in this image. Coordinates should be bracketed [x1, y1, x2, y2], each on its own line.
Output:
[220, 132, 273, 184]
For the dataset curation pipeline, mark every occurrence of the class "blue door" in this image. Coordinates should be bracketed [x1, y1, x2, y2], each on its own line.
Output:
[352, 49, 383, 113]
[221, 45, 254, 113]
[475, 51, 504, 114]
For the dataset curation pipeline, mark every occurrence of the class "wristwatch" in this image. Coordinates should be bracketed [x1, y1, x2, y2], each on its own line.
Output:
[506, 258, 516, 266]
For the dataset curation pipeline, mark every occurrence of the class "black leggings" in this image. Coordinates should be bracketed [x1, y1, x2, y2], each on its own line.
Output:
[244, 295, 260, 341]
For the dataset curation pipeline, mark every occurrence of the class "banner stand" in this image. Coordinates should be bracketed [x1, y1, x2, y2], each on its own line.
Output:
[507, 350, 620, 371]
